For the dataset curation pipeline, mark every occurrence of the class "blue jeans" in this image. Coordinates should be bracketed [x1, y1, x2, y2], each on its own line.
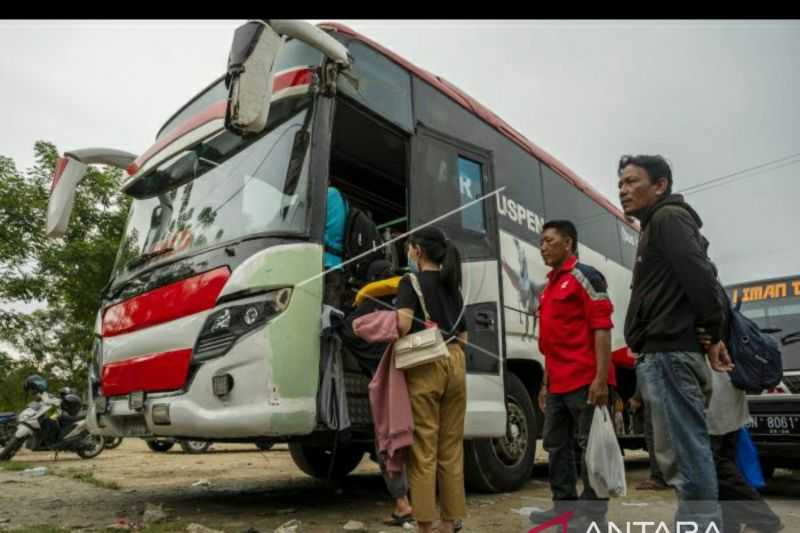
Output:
[637, 351, 721, 530]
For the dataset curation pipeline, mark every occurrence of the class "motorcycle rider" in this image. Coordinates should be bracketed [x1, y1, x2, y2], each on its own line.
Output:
[0, 374, 103, 461]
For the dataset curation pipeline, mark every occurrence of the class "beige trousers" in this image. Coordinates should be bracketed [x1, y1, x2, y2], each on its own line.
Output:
[405, 343, 467, 522]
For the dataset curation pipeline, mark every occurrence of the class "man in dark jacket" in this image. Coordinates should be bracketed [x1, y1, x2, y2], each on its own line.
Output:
[618, 154, 734, 531]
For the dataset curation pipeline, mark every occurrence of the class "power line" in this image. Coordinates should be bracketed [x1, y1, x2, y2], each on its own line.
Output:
[678, 151, 800, 195]
[682, 156, 800, 196]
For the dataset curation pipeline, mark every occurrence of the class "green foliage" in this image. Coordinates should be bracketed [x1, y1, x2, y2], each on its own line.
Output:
[0, 142, 130, 409]
[57, 467, 121, 490]
[0, 460, 34, 471]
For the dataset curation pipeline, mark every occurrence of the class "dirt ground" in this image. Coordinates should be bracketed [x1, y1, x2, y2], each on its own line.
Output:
[1, 440, 799, 533]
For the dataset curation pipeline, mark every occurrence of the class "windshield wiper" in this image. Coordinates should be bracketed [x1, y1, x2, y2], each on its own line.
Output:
[781, 329, 800, 346]
[127, 247, 175, 270]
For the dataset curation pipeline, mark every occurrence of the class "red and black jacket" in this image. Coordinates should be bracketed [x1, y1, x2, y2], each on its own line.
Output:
[539, 255, 616, 394]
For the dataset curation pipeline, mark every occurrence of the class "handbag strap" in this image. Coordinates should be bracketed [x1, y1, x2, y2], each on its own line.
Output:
[405, 273, 432, 323]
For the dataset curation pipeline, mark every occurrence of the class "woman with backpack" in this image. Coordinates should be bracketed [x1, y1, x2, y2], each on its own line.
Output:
[396, 227, 467, 533]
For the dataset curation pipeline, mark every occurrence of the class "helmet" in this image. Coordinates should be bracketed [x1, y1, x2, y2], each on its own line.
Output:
[23, 374, 48, 394]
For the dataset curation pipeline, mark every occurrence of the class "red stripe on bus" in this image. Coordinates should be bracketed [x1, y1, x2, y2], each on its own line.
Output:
[102, 266, 230, 338]
[127, 67, 313, 177]
[273, 68, 314, 92]
[127, 100, 227, 177]
[100, 348, 192, 397]
[51, 156, 69, 193]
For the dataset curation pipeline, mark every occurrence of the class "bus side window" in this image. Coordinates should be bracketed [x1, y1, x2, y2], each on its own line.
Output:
[458, 156, 487, 235]
[412, 129, 496, 260]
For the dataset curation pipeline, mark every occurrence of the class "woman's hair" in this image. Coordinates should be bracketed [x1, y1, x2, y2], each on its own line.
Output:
[408, 226, 462, 294]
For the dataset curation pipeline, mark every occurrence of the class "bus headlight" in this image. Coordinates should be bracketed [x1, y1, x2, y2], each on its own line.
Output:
[193, 288, 292, 361]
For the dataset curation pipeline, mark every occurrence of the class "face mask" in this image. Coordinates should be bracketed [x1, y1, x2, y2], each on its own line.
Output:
[407, 247, 419, 273]
[407, 255, 419, 273]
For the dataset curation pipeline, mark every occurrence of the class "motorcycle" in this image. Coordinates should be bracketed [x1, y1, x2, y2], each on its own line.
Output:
[0, 411, 17, 447]
[0, 389, 105, 461]
[103, 436, 124, 449]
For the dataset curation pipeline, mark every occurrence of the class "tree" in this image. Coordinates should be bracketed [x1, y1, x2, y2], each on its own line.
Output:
[0, 142, 129, 408]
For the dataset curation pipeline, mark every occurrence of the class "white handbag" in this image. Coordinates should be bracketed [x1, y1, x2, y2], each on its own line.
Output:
[394, 273, 450, 370]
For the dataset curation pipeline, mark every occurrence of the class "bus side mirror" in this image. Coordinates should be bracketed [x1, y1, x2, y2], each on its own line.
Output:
[47, 156, 89, 238]
[224, 20, 351, 136]
[224, 21, 284, 136]
[46, 148, 137, 238]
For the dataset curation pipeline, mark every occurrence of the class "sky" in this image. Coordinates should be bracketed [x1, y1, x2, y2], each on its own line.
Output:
[1, 19, 798, 291]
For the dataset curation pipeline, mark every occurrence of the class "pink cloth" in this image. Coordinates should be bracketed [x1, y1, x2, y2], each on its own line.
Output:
[352, 310, 413, 473]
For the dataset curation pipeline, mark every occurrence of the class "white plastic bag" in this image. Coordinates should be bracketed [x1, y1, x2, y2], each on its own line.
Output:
[586, 406, 627, 498]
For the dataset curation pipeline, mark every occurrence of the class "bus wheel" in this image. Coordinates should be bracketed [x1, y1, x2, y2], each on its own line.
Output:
[179, 440, 212, 454]
[465, 373, 538, 493]
[288, 442, 364, 479]
[146, 439, 175, 453]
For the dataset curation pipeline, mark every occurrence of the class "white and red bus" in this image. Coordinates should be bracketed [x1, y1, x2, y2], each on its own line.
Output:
[45, 20, 639, 492]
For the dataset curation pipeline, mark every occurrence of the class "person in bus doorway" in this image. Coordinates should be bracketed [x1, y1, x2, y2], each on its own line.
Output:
[529, 220, 616, 529]
[396, 227, 467, 533]
[340, 259, 415, 528]
[323, 182, 348, 309]
[618, 154, 734, 530]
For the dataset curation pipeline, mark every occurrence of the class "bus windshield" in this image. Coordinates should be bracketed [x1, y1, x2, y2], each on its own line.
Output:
[106, 39, 325, 292]
[735, 286, 800, 371]
[110, 105, 313, 289]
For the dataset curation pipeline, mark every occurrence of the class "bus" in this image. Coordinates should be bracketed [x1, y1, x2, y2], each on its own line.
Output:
[43, 20, 639, 492]
[726, 275, 800, 477]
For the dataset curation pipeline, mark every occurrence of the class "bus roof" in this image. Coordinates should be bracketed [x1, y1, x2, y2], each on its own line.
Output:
[320, 22, 636, 229]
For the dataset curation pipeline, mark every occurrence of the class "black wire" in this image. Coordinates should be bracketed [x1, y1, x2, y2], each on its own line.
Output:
[678, 151, 800, 195]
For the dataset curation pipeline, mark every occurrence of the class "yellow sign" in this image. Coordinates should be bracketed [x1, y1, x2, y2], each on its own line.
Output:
[730, 278, 800, 304]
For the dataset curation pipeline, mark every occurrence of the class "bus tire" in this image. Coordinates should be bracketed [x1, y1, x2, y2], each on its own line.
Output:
[146, 439, 175, 453]
[179, 440, 212, 454]
[464, 373, 538, 493]
[288, 442, 364, 479]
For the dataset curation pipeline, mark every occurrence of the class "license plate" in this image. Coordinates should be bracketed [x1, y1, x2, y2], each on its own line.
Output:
[748, 414, 800, 435]
[129, 390, 145, 410]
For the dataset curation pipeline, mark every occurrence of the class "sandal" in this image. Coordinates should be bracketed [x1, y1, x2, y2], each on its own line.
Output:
[432, 521, 463, 533]
[635, 478, 668, 490]
[383, 513, 415, 527]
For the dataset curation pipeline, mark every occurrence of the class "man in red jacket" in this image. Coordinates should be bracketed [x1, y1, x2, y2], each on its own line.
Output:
[530, 219, 615, 529]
